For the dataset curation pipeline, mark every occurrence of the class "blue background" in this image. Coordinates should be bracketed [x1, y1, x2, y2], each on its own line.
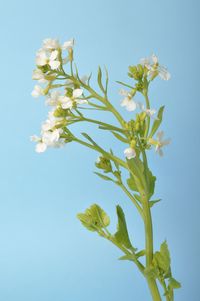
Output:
[0, 0, 199, 300]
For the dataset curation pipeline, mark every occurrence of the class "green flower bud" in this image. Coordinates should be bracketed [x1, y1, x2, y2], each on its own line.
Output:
[130, 139, 136, 148]
[95, 156, 112, 173]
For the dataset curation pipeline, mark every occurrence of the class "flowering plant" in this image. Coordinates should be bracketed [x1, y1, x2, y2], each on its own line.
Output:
[31, 38, 181, 301]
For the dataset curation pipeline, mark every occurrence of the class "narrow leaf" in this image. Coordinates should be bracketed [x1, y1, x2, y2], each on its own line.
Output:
[149, 106, 165, 138]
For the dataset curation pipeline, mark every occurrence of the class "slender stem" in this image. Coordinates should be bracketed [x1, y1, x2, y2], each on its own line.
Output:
[119, 183, 144, 218]
[73, 137, 127, 169]
[143, 89, 151, 138]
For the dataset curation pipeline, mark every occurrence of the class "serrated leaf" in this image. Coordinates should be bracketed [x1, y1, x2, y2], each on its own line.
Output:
[114, 205, 133, 250]
[168, 277, 181, 289]
[149, 199, 161, 207]
[149, 106, 165, 138]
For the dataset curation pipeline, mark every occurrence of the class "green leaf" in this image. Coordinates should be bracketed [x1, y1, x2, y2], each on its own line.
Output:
[127, 176, 138, 192]
[111, 131, 129, 143]
[153, 241, 171, 275]
[77, 204, 110, 232]
[114, 205, 133, 250]
[135, 249, 146, 258]
[149, 199, 161, 207]
[94, 172, 115, 182]
[149, 106, 165, 138]
[118, 254, 136, 262]
[97, 66, 105, 94]
[168, 277, 181, 289]
[146, 168, 156, 198]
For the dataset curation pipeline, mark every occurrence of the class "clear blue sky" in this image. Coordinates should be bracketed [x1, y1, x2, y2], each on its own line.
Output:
[0, 0, 199, 300]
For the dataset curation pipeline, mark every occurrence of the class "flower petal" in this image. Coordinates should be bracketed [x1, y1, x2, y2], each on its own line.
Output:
[73, 88, 83, 98]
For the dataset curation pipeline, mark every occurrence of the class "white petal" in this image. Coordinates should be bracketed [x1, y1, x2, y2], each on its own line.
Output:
[76, 99, 88, 105]
[36, 142, 47, 153]
[151, 54, 158, 64]
[61, 99, 73, 109]
[50, 50, 58, 61]
[124, 147, 136, 159]
[156, 131, 164, 141]
[159, 66, 171, 80]
[126, 100, 137, 112]
[62, 39, 74, 50]
[119, 89, 128, 96]
[73, 88, 83, 98]
[120, 97, 129, 107]
[162, 138, 171, 146]
[30, 135, 40, 142]
[49, 60, 60, 70]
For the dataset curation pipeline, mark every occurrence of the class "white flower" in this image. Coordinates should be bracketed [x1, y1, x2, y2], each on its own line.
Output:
[42, 129, 62, 145]
[155, 131, 171, 156]
[32, 69, 47, 83]
[119, 89, 137, 112]
[43, 38, 60, 50]
[31, 85, 44, 98]
[45, 90, 61, 106]
[140, 54, 171, 81]
[48, 50, 60, 70]
[36, 142, 47, 153]
[30, 135, 40, 142]
[60, 89, 87, 109]
[124, 147, 136, 159]
[35, 49, 48, 66]
[138, 103, 157, 119]
[60, 96, 73, 109]
[41, 110, 62, 131]
[35, 49, 60, 70]
[62, 39, 74, 50]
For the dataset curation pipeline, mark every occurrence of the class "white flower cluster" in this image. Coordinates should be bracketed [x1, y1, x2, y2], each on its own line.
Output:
[31, 38, 89, 153]
[31, 38, 74, 98]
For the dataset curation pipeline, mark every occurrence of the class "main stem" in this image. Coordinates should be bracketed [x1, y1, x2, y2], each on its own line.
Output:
[143, 197, 162, 301]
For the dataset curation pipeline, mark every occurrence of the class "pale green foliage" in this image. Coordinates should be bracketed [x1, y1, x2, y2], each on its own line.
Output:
[114, 205, 133, 250]
[77, 204, 110, 232]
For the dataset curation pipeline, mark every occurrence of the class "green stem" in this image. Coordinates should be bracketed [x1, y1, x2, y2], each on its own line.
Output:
[143, 89, 151, 138]
[119, 182, 144, 218]
[73, 137, 127, 169]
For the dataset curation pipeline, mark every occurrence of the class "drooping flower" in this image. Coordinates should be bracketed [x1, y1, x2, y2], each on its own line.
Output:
[119, 89, 137, 112]
[140, 54, 170, 81]
[31, 85, 44, 98]
[124, 147, 136, 159]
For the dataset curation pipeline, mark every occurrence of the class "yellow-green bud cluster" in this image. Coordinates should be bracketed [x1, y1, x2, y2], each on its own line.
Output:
[128, 64, 144, 81]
